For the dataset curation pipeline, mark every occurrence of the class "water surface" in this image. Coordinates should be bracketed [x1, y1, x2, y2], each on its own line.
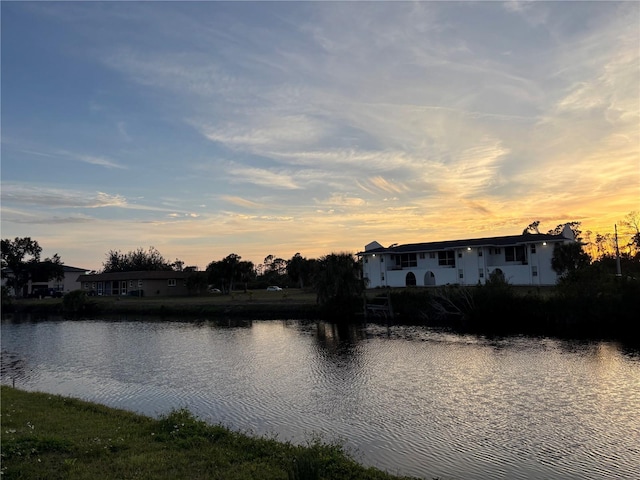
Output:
[2, 317, 639, 479]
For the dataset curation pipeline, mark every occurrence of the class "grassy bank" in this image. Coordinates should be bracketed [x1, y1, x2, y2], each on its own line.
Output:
[5, 289, 322, 319]
[0, 386, 421, 480]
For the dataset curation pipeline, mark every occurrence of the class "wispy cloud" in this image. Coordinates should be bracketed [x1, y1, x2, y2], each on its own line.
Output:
[6, 141, 128, 170]
[220, 196, 264, 209]
[225, 165, 302, 190]
[1, 1, 637, 269]
[0, 207, 95, 225]
[317, 194, 366, 208]
[1, 184, 128, 209]
[357, 176, 409, 196]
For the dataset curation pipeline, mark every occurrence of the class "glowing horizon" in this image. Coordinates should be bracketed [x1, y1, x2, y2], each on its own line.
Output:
[2, 2, 638, 270]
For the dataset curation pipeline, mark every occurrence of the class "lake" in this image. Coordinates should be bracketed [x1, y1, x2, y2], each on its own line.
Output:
[1, 316, 639, 480]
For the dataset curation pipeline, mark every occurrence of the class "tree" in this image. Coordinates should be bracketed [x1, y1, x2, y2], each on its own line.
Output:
[261, 254, 287, 285]
[30, 254, 65, 283]
[547, 221, 582, 242]
[287, 253, 313, 289]
[621, 211, 640, 257]
[522, 220, 540, 235]
[102, 246, 174, 273]
[1, 237, 64, 297]
[220, 253, 240, 293]
[312, 252, 364, 311]
[551, 243, 590, 278]
[185, 271, 208, 295]
[237, 260, 256, 292]
[206, 259, 226, 293]
[173, 259, 185, 271]
[206, 254, 252, 294]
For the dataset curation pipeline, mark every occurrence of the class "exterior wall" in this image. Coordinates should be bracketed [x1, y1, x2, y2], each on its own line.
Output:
[362, 241, 563, 288]
[80, 275, 190, 296]
[57, 268, 89, 293]
[2, 266, 88, 296]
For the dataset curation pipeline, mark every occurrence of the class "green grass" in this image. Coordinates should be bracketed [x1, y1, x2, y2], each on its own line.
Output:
[8, 289, 322, 318]
[0, 387, 422, 480]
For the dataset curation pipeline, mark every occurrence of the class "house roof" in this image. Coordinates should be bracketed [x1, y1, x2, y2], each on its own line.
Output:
[76, 270, 191, 282]
[2, 265, 90, 275]
[359, 232, 567, 255]
[63, 265, 91, 273]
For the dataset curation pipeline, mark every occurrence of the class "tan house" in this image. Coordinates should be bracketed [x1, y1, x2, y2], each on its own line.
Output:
[76, 270, 192, 297]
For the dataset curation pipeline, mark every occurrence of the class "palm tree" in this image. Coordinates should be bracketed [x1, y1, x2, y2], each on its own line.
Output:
[313, 253, 364, 315]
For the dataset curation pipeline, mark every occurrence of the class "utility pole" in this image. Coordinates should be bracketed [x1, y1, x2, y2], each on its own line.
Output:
[614, 224, 622, 277]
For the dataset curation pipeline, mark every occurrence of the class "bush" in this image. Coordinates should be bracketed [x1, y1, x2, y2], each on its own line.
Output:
[1, 285, 14, 311]
[62, 290, 100, 316]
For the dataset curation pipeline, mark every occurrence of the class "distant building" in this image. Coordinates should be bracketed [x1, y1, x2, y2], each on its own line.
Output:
[2, 265, 90, 297]
[76, 270, 192, 296]
[359, 225, 576, 288]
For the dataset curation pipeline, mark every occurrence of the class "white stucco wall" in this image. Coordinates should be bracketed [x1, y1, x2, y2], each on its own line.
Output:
[362, 241, 563, 288]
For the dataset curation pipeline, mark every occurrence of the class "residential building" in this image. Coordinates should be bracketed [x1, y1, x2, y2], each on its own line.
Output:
[2, 265, 90, 297]
[76, 270, 192, 296]
[359, 224, 576, 288]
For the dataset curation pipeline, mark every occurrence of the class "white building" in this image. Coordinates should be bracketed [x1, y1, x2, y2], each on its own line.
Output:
[2, 265, 90, 297]
[359, 225, 576, 288]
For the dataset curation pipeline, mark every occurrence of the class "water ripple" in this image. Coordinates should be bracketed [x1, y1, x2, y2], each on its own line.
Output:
[2, 318, 639, 480]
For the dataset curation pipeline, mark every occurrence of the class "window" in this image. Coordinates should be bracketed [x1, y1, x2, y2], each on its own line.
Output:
[129, 280, 134, 288]
[168, 279, 177, 287]
[532, 266, 538, 277]
[458, 252, 462, 258]
[84, 282, 90, 289]
[478, 250, 483, 257]
[380, 256, 384, 262]
[380, 273, 385, 281]
[505, 246, 526, 262]
[438, 251, 455, 266]
[419, 253, 425, 259]
[138, 280, 143, 288]
[458, 269, 464, 279]
[479, 269, 484, 278]
[396, 253, 417, 268]
[429, 252, 436, 259]
[531, 244, 537, 254]
[364, 257, 368, 263]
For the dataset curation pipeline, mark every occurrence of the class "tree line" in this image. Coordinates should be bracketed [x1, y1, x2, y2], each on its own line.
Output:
[3, 211, 639, 311]
[1, 240, 364, 311]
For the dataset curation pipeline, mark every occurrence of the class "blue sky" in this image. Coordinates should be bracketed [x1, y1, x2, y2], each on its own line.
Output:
[2, 1, 638, 270]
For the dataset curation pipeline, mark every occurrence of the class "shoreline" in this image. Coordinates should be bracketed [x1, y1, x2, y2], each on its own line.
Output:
[0, 386, 421, 480]
[2, 286, 638, 344]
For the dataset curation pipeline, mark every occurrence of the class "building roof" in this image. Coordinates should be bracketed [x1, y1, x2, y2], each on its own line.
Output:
[63, 265, 91, 273]
[359, 232, 567, 255]
[2, 265, 90, 275]
[76, 270, 191, 282]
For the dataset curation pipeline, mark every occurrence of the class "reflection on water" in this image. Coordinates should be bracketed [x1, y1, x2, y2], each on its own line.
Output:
[2, 315, 639, 480]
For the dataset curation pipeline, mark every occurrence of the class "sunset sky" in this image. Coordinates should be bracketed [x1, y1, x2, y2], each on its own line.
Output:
[2, 1, 638, 270]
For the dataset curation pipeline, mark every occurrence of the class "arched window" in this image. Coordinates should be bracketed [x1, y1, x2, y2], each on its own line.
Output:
[424, 271, 435, 286]
[405, 272, 416, 286]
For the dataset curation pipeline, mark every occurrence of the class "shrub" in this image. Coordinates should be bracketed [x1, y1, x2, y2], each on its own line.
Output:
[1, 285, 14, 311]
[62, 290, 100, 316]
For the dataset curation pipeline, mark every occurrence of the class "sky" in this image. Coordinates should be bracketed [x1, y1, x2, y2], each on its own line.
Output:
[1, 1, 639, 271]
